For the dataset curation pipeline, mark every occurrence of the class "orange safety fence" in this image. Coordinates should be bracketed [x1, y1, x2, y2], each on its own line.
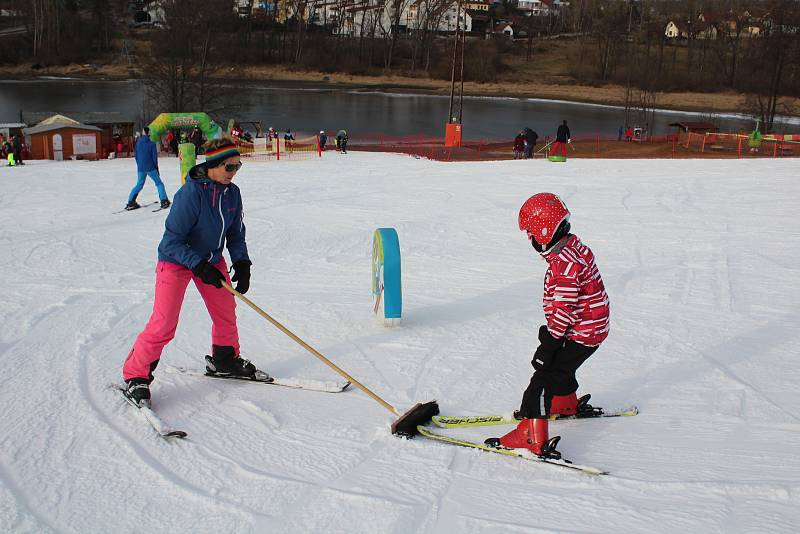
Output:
[230, 131, 799, 162]
[347, 132, 690, 161]
[682, 131, 798, 158]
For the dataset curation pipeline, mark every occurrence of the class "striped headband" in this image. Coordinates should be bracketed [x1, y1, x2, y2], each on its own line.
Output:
[205, 145, 240, 166]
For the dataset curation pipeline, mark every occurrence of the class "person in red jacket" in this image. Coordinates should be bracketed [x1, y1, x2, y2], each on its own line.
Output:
[513, 133, 525, 159]
[486, 192, 610, 459]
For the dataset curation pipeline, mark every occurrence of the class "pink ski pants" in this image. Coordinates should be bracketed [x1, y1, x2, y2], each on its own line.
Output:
[123, 259, 239, 381]
[549, 141, 567, 157]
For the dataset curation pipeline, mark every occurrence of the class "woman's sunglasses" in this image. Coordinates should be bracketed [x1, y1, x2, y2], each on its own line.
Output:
[224, 162, 243, 172]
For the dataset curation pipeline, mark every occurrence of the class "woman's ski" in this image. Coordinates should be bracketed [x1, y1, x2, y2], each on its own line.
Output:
[113, 384, 187, 440]
[165, 365, 351, 393]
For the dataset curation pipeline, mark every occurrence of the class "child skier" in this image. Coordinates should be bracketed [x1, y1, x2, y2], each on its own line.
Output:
[513, 133, 525, 159]
[486, 193, 610, 459]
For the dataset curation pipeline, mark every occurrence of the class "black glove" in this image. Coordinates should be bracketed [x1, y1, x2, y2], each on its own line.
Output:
[230, 260, 252, 295]
[531, 325, 563, 371]
[192, 260, 225, 288]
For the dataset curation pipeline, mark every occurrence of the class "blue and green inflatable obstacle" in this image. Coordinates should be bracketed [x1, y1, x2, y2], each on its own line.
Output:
[372, 228, 402, 326]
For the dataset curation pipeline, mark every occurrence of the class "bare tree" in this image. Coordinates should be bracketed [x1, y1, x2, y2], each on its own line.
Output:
[410, 0, 449, 72]
[285, 0, 310, 62]
[742, 0, 800, 131]
[141, 0, 237, 115]
[383, 0, 413, 68]
[707, 0, 750, 88]
[594, 2, 628, 80]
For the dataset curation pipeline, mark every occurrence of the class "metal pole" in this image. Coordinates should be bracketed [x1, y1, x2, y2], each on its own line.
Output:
[222, 282, 401, 416]
[447, 3, 459, 124]
[457, 1, 465, 123]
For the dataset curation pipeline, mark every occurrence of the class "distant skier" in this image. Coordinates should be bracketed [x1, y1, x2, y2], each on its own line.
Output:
[126, 127, 170, 211]
[284, 129, 294, 151]
[548, 120, 571, 162]
[336, 129, 348, 153]
[188, 126, 204, 153]
[523, 127, 538, 159]
[486, 193, 610, 459]
[3, 137, 14, 166]
[513, 133, 525, 159]
[122, 137, 267, 407]
[319, 130, 327, 151]
[12, 133, 24, 165]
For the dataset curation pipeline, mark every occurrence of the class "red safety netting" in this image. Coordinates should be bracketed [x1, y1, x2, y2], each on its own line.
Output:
[345, 132, 798, 161]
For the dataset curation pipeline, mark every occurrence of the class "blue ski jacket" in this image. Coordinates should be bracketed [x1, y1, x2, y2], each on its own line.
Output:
[134, 136, 159, 172]
[157, 164, 249, 270]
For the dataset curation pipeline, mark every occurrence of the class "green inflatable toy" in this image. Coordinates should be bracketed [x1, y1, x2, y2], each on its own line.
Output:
[147, 113, 221, 143]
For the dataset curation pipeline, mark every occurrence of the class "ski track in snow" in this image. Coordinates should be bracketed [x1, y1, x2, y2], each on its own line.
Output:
[1, 154, 799, 533]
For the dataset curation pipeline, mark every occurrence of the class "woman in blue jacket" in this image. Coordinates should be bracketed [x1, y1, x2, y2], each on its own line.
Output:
[122, 137, 266, 406]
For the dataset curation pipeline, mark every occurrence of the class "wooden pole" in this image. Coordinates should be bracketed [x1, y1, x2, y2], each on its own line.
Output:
[222, 282, 401, 416]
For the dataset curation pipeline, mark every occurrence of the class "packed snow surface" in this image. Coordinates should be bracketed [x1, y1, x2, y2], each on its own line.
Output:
[1, 152, 799, 533]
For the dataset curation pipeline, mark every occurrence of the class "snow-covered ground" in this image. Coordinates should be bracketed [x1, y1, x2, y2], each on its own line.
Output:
[1, 152, 799, 533]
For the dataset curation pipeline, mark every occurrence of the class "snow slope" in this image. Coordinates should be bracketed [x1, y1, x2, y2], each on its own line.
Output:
[1, 152, 799, 533]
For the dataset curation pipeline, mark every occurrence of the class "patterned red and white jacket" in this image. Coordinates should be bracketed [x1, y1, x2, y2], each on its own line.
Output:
[541, 234, 610, 347]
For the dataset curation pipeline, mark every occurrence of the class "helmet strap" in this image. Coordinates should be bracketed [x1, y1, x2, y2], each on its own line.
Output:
[532, 221, 571, 254]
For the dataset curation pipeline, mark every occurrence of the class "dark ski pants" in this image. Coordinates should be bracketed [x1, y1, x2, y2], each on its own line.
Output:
[524, 145, 534, 158]
[518, 340, 598, 419]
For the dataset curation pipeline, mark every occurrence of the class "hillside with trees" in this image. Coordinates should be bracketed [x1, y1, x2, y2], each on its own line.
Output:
[1, 0, 798, 130]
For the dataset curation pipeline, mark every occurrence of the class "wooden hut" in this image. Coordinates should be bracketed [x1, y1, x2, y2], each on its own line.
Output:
[23, 115, 103, 160]
[22, 111, 136, 157]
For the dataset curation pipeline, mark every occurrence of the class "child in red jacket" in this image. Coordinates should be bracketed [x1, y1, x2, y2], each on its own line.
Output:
[513, 134, 525, 159]
[487, 193, 610, 459]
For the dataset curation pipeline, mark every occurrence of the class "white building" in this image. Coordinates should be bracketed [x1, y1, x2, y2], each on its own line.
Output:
[406, 0, 473, 33]
[144, 1, 166, 24]
[516, 0, 550, 16]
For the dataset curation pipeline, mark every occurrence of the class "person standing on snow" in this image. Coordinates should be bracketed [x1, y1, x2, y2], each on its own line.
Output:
[319, 130, 328, 151]
[486, 193, 610, 459]
[126, 127, 170, 210]
[548, 120, 571, 162]
[513, 133, 525, 159]
[189, 125, 204, 153]
[12, 133, 24, 165]
[283, 129, 294, 151]
[523, 128, 538, 159]
[122, 137, 267, 407]
[336, 129, 348, 153]
[625, 126, 634, 142]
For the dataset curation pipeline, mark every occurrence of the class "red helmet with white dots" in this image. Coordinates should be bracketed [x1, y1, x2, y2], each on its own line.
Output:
[518, 193, 571, 252]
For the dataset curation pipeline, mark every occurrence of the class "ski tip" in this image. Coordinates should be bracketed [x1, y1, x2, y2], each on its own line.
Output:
[587, 468, 610, 476]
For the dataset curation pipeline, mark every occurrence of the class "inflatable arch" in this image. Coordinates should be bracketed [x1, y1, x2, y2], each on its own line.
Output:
[147, 112, 222, 142]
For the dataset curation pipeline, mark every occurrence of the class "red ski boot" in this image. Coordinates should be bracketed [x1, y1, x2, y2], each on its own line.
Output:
[550, 392, 579, 416]
[485, 418, 562, 459]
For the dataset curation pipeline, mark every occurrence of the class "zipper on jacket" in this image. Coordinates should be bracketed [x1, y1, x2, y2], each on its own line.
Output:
[216, 187, 225, 251]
